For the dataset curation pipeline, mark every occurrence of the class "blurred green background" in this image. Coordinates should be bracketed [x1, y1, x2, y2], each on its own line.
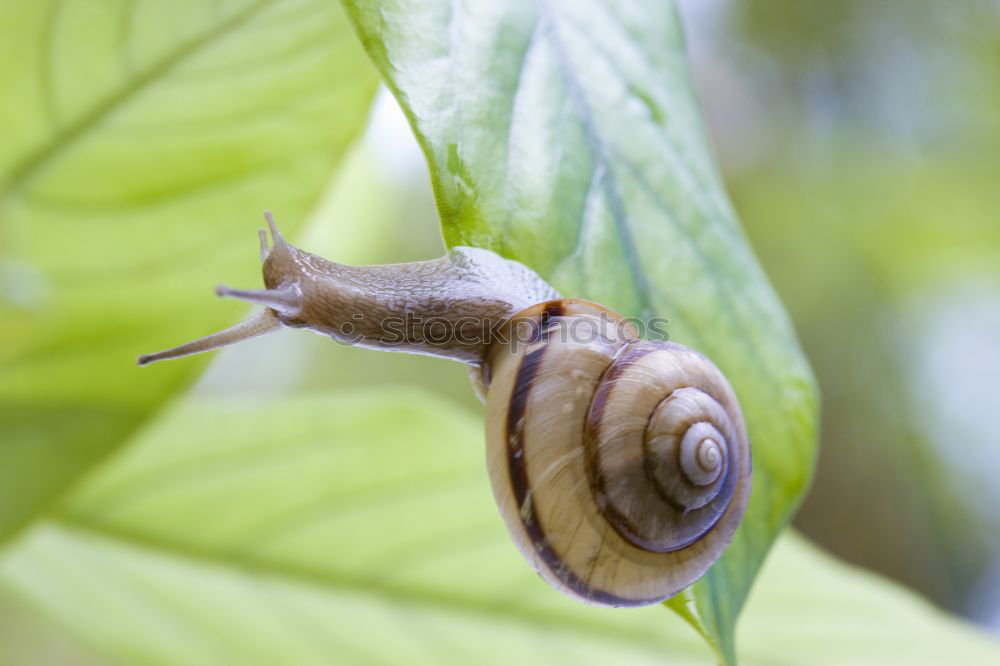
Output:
[1, 0, 999, 663]
[677, 0, 1000, 628]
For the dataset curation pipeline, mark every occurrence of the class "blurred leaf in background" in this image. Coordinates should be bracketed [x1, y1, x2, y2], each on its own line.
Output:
[3, 388, 999, 665]
[676, 0, 1000, 627]
[0, 0, 378, 543]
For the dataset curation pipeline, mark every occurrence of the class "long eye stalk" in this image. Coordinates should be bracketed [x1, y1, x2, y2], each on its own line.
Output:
[137, 308, 281, 366]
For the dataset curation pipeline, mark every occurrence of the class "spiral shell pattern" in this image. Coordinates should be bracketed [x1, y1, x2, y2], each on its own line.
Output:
[483, 299, 751, 606]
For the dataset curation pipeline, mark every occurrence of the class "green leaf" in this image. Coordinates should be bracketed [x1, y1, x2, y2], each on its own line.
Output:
[2, 390, 996, 665]
[340, 0, 817, 659]
[0, 0, 378, 543]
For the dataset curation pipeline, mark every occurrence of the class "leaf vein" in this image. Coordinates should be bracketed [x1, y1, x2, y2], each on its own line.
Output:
[1, 0, 278, 204]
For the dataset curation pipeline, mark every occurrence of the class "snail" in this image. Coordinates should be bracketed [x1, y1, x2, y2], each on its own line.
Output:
[139, 212, 751, 607]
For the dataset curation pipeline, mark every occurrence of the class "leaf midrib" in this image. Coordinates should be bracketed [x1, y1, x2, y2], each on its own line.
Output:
[536, 0, 781, 389]
[537, 0, 655, 320]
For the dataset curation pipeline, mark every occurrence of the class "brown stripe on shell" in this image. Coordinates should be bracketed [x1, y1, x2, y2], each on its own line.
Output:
[505, 337, 661, 607]
[541, 300, 564, 322]
[530, 299, 564, 344]
[584, 343, 680, 545]
[509, 300, 565, 349]
[585, 341, 735, 553]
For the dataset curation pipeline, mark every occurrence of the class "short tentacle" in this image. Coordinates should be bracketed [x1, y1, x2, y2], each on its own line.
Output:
[258, 229, 269, 263]
[264, 210, 286, 246]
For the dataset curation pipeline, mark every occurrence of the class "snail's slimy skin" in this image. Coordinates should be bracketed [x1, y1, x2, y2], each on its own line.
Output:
[139, 213, 751, 607]
[260, 231, 558, 363]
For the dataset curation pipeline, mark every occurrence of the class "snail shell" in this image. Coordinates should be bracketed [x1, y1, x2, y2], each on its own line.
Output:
[484, 299, 751, 606]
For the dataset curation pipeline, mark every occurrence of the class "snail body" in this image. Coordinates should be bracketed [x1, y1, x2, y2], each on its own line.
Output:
[140, 213, 751, 606]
